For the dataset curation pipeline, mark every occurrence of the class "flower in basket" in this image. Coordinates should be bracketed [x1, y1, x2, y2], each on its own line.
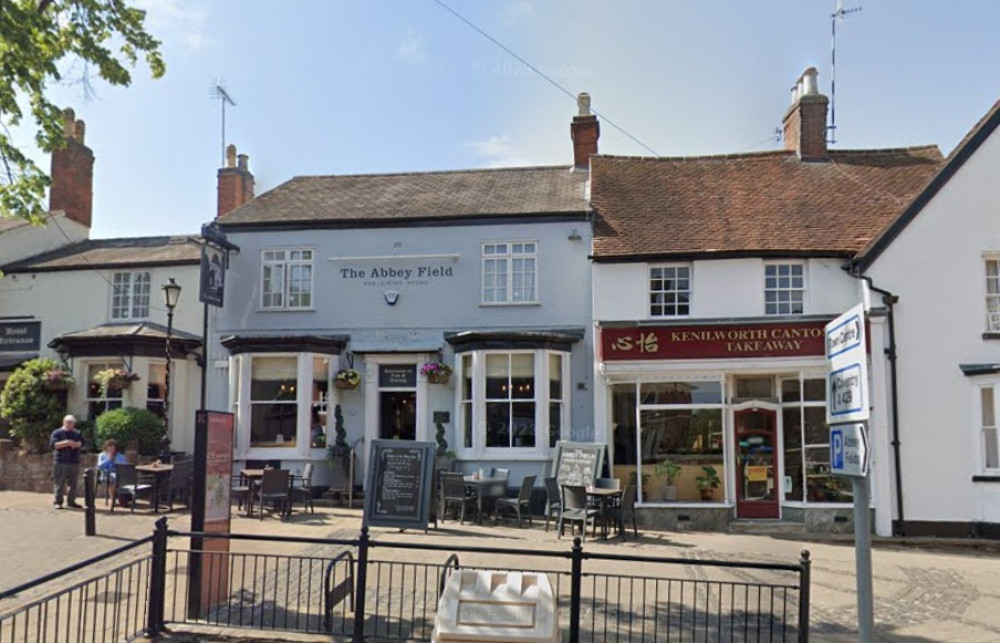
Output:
[94, 368, 140, 397]
[420, 361, 453, 384]
[44, 368, 75, 390]
[334, 368, 361, 390]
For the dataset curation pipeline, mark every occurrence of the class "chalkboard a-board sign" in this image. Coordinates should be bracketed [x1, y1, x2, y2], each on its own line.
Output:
[551, 441, 605, 487]
[363, 440, 436, 531]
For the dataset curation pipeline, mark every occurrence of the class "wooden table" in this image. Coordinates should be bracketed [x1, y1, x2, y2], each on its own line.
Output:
[135, 463, 174, 513]
[463, 476, 508, 525]
[586, 486, 623, 540]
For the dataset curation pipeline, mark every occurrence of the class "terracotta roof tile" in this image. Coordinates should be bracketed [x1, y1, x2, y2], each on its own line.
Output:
[590, 147, 944, 260]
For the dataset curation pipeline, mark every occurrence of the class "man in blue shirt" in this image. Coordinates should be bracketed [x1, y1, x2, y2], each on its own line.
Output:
[49, 414, 84, 509]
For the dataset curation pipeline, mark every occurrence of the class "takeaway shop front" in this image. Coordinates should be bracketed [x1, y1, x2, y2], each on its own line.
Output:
[597, 318, 856, 532]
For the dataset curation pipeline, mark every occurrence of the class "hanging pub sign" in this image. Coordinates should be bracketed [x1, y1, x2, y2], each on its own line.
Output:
[600, 321, 828, 361]
[199, 244, 226, 307]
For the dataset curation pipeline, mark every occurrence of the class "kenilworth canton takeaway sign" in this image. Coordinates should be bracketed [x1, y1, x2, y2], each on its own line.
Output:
[600, 320, 828, 361]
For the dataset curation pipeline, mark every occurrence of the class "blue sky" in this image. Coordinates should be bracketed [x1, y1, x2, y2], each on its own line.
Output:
[35, 0, 1000, 238]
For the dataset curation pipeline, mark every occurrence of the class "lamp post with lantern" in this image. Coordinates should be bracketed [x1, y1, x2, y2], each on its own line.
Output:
[161, 278, 182, 438]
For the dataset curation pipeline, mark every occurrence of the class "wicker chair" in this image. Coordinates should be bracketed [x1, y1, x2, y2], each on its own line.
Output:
[439, 472, 476, 524]
[558, 485, 598, 540]
[543, 477, 562, 532]
[257, 469, 291, 521]
[290, 463, 315, 514]
[495, 475, 536, 527]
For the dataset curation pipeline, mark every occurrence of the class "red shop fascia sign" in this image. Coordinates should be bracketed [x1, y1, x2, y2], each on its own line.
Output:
[600, 321, 829, 361]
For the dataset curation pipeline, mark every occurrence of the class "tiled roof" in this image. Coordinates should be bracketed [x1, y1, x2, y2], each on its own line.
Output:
[590, 147, 944, 260]
[219, 166, 589, 227]
[2, 235, 202, 272]
[54, 322, 201, 342]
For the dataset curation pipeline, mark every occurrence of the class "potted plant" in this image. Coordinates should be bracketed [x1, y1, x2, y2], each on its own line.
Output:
[420, 362, 453, 385]
[44, 368, 74, 392]
[628, 470, 651, 499]
[696, 465, 722, 501]
[94, 368, 140, 397]
[334, 368, 361, 390]
[326, 404, 351, 468]
[655, 459, 683, 501]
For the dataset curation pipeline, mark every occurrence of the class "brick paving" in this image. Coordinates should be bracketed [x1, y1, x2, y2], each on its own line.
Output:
[3, 490, 1000, 641]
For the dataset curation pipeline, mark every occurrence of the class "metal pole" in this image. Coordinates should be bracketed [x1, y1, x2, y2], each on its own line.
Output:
[798, 550, 812, 643]
[83, 468, 96, 536]
[200, 302, 209, 410]
[164, 307, 173, 438]
[853, 477, 874, 642]
[569, 536, 583, 641]
[352, 527, 370, 642]
[145, 517, 169, 636]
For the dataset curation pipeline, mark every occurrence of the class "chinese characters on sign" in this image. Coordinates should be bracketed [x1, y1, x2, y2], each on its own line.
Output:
[601, 321, 828, 360]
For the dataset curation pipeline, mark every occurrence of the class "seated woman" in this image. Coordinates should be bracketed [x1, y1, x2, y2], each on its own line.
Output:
[97, 439, 127, 501]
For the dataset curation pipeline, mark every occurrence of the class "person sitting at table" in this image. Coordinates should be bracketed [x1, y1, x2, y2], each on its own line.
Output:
[96, 439, 127, 502]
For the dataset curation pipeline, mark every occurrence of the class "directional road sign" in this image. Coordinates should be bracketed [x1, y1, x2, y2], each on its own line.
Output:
[830, 422, 869, 477]
[826, 303, 870, 424]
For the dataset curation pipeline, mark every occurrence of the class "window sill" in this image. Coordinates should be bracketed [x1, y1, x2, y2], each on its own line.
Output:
[256, 307, 316, 313]
[479, 302, 542, 308]
[972, 475, 1000, 483]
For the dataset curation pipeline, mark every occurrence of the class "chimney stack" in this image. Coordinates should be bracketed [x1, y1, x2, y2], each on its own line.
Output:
[217, 143, 255, 218]
[570, 92, 600, 171]
[49, 108, 94, 228]
[782, 68, 829, 161]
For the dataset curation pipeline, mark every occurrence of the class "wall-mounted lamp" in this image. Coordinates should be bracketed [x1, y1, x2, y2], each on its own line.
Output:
[568, 227, 583, 241]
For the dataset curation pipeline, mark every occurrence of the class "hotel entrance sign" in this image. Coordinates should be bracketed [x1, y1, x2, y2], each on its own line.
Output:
[825, 303, 869, 425]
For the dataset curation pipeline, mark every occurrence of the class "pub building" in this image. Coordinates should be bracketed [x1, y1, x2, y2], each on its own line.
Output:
[589, 68, 944, 532]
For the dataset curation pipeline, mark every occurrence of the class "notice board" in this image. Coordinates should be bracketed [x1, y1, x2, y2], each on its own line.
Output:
[364, 440, 436, 531]
[551, 441, 605, 487]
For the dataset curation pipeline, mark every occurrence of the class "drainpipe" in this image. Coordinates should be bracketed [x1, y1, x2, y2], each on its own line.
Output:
[847, 267, 906, 536]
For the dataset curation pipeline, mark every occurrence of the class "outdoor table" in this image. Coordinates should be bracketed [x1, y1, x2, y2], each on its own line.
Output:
[135, 463, 174, 513]
[463, 476, 508, 525]
[586, 486, 623, 540]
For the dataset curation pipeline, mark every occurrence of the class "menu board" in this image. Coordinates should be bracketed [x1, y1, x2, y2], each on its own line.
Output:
[551, 441, 605, 487]
[364, 440, 436, 531]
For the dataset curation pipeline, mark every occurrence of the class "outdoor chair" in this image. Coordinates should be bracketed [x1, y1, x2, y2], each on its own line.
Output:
[113, 463, 152, 513]
[543, 477, 562, 532]
[491, 467, 510, 480]
[439, 472, 476, 524]
[290, 463, 315, 514]
[595, 477, 621, 490]
[558, 484, 598, 540]
[495, 475, 536, 527]
[257, 468, 291, 521]
[607, 485, 639, 541]
[164, 459, 193, 511]
[231, 474, 251, 513]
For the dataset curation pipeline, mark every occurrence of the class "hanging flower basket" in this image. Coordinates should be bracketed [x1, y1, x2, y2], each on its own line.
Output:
[420, 362, 453, 385]
[334, 369, 360, 390]
[94, 368, 140, 397]
[44, 368, 75, 392]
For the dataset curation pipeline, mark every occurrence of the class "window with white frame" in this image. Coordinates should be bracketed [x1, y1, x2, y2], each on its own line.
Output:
[482, 242, 537, 304]
[457, 349, 569, 453]
[764, 263, 805, 315]
[649, 265, 691, 317]
[110, 271, 151, 320]
[146, 362, 166, 418]
[85, 362, 124, 419]
[261, 249, 313, 310]
[249, 355, 298, 447]
[979, 385, 1000, 471]
[780, 378, 852, 502]
[986, 260, 1000, 332]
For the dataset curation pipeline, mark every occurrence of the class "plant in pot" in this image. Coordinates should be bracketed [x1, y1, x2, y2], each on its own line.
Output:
[655, 459, 683, 501]
[326, 404, 351, 469]
[627, 470, 651, 499]
[94, 368, 140, 397]
[420, 362, 452, 385]
[44, 368, 74, 392]
[696, 465, 722, 501]
[334, 369, 360, 390]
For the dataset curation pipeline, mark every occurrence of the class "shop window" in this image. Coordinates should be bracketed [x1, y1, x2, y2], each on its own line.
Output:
[764, 263, 804, 315]
[611, 384, 638, 466]
[249, 356, 298, 447]
[86, 362, 124, 419]
[460, 354, 473, 449]
[649, 265, 691, 317]
[110, 271, 151, 320]
[734, 376, 775, 401]
[485, 353, 536, 448]
[979, 386, 1000, 471]
[146, 362, 166, 418]
[482, 241, 537, 304]
[986, 260, 1000, 332]
[781, 378, 852, 503]
[310, 356, 330, 448]
[261, 249, 313, 310]
[549, 353, 563, 448]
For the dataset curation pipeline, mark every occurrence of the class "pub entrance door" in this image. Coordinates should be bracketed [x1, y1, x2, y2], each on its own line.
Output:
[733, 403, 780, 519]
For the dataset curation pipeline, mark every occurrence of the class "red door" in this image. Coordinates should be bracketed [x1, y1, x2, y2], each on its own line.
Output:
[734, 408, 780, 519]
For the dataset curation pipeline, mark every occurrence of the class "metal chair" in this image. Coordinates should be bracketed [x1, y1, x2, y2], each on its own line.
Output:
[257, 469, 291, 521]
[558, 485, 598, 540]
[113, 463, 152, 513]
[439, 472, 476, 524]
[290, 463, 315, 514]
[595, 477, 621, 490]
[491, 468, 510, 480]
[543, 477, 562, 532]
[607, 485, 639, 540]
[164, 459, 193, 511]
[495, 475, 536, 527]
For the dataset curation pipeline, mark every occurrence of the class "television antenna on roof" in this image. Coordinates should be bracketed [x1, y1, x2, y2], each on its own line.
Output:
[830, 0, 862, 145]
[210, 80, 237, 166]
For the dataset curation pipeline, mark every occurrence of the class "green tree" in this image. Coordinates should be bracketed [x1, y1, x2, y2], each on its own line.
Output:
[0, 0, 165, 222]
[94, 407, 164, 455]
[0, 357, 67, 452]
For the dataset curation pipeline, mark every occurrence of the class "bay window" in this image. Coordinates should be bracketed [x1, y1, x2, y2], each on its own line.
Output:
[249, 356, 298, 448]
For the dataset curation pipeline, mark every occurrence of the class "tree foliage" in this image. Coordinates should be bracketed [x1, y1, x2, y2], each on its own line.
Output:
[94, 406, 165, 455]
[0, 357, 67, 452]
[0, 0, 165, 222]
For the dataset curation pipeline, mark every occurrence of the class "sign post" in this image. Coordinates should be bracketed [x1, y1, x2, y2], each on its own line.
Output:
[825, 304, 874, 642]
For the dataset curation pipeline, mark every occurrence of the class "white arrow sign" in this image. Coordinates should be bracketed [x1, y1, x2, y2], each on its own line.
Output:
[830, 422, 869, 477]
[826, 303, 870, 424]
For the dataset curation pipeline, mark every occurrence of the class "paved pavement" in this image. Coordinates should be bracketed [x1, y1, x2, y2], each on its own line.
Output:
[2, 490, 1000, 641]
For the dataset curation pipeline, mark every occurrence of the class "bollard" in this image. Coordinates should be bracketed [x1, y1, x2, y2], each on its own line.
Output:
[83, 468, 96, 536]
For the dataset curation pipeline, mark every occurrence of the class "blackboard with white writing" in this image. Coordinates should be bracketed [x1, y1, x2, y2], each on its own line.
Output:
[551, 441, 605, 488]
[364, 440, 436, 531]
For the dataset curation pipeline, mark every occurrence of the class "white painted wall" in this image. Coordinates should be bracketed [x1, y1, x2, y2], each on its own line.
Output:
[0, 213, 88, 266]
[865, 123, 1000, 528]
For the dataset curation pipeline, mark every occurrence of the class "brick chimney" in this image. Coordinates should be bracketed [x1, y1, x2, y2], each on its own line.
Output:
[49, 108, 94, 228]
[570, 92, 600, 170]
[782, 68, 829, 161]
[217, 143, 255, 218]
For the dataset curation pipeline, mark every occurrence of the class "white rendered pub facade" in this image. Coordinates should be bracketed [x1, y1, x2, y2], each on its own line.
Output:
[588, 69, 943, 532]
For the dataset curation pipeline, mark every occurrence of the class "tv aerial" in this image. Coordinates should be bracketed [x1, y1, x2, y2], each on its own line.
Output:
[830, 0, 862, 144]
[210, 80, 237, 166]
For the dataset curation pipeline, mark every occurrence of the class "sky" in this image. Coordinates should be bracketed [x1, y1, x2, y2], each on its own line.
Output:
[29, 0, 1000, 239]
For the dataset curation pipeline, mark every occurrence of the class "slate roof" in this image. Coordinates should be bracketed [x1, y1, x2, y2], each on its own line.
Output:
[2, 235, 202, 272]
[218, 166, 589, 227]
[51, 322, 202, 343]
[590, 147, 944, 260]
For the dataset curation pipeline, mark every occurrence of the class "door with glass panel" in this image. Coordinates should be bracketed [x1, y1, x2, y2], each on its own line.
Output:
[734, 405, 780, 519]
[377, 364, 418, 441]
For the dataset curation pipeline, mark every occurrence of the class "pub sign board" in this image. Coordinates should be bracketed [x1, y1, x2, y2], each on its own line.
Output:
[0, 321, 41, 353]
[600, 321, 827, 361]
[364, 440, 436, 531]
[551, 441, 605, 487]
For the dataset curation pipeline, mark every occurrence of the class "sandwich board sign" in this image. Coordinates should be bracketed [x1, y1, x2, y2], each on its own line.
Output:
[830, 422, 869, 477]
[825, 303, 869, 425]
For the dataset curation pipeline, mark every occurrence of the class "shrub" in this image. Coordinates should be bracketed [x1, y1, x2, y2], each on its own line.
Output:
[0, 358, 67, 453]
[95, 407, 165, 455]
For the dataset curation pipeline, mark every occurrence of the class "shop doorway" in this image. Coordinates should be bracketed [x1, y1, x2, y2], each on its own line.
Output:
[733, 404, 780, 519]
[379, 391, 416, 440]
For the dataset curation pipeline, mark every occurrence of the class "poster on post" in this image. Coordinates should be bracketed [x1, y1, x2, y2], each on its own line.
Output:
[551, 441, 606, 487]
[363, 440, 436, 531]
[194, 411, 234, 614]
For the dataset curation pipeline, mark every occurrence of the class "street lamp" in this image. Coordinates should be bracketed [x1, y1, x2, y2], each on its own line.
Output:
[161, 278, 182, 439]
